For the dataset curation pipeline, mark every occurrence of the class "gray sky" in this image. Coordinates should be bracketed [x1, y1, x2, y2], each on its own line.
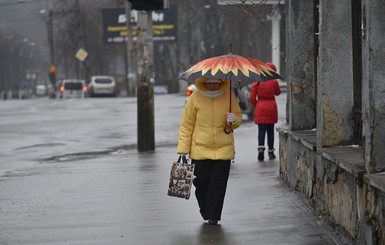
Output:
[0, 0, 49, 46]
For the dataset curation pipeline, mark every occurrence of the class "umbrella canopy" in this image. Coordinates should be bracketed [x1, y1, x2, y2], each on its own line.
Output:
[179, 53, 282, 88]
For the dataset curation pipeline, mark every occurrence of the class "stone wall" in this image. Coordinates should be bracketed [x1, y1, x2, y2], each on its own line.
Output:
[278, 127, 385, 243]
[282, 0, 385, 243]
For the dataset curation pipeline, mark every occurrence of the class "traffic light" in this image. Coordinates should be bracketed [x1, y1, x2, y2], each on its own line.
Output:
[128, 0, 169, 10]
[48, 64, 57, 87]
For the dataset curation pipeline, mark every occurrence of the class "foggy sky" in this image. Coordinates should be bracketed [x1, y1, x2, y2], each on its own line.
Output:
[0, 0, 49, 46]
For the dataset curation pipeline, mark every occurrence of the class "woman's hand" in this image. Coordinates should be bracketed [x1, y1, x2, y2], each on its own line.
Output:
[227, 112, 236, 123]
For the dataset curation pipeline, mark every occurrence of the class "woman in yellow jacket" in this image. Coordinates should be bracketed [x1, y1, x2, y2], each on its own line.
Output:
[177, 78, 242, 225]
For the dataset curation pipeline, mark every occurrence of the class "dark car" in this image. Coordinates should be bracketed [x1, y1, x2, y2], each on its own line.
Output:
[240, 85, 254, 121]
[11, 83, 30, 99]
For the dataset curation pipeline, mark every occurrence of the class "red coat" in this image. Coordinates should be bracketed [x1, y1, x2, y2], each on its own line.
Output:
[249, 80, 281, 124]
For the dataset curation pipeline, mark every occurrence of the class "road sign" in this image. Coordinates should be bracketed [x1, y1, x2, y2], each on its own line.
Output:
[75, 48, 88, 62]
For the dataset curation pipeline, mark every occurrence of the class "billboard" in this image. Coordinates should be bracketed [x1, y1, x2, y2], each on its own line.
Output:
[217, 0, 284, 5]
[102, 5, 177, 44]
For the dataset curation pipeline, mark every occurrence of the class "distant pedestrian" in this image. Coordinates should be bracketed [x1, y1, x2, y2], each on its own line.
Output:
[250, 62, 281, 161]
[177, 78, 242, 225]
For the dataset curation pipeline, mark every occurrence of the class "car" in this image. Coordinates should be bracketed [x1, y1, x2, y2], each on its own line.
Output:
[47, 83, 56, 99]
[35, 84, 47, 96]
[184, 83, 254, 120]
[154, 85, 169, 94]
[87, 76, 118, 97]
[11, 85, 21, 99]
[11, 83, 30, 99]
[58, 79, 87, 99]
[185, 83, 196, 96]
[240, 84, 254, 121]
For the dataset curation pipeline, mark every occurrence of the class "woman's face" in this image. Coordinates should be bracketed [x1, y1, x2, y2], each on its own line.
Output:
[204, 79, 222, 91]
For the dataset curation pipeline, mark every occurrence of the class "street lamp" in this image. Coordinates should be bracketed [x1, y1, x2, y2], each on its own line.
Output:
[18, 42, 38, 93]
[0, 35, 15, 93]
[39, 8, 54, 65]
[9, 38, 29, 92]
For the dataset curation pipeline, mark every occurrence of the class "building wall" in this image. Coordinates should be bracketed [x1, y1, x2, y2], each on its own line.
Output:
[281, 0, 385, 242]
[362, 0, 385, 172]
[285, 0, 316, 131]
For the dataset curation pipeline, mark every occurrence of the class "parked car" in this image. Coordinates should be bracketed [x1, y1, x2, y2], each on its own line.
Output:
[11, 85, 21, 99]
[47, 83, 56, 99]
[58, 79, 87, 99]
[11, 83, 30, 99]
[240, 84, 254, 121]
[35, 84, 47, 96]
[87, 76, 117, 97]
[154, 85, 168, 94]
[185, 83, 254, 120]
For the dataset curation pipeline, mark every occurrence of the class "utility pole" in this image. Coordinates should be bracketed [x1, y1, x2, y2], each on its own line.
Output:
[46, 3, 56, 95]
[136, 11, 155, 152]
[75, 0, 88, 82]
[128, 0, 168, 151]
[48, 9, 54, 67]
[125, 1, 134, 96]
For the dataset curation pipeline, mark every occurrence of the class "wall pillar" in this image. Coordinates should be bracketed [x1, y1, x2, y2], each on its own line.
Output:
[316, 0, 354, 147]
[285, 0, 316, 131]
[362, 0, 385, 172]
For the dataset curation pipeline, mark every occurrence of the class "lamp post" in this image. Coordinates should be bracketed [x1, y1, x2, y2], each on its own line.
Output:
[40, 6, 56, 91]
[0, 35, 15, 95]
[267, 10, 282, 74]
[10, 38, 29, 92]
[19, 42, 37, 93]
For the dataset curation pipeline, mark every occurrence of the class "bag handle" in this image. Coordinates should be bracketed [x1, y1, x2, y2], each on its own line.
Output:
[177, 155, 188, 164]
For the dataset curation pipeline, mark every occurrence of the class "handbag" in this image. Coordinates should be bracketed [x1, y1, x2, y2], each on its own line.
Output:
[167, 155, 195, 199]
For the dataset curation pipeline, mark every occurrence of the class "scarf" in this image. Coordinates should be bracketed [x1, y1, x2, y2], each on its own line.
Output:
[201, 90, 224, 99]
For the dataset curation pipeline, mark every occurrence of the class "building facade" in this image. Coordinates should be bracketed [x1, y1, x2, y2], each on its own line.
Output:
[279, 0, 385, 243]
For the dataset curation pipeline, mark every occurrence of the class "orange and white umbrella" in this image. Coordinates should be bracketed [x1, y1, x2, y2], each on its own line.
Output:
[179, 52, 282, 88]
[179, 49, 282, 134]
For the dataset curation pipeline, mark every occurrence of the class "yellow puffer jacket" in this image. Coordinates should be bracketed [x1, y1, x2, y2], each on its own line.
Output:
[177, 78, 242, 160]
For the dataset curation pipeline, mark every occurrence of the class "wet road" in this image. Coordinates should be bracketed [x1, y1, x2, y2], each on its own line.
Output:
[0, 94, 351, 244]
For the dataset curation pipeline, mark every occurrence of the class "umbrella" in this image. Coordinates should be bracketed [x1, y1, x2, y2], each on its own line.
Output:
[179, 54, 282, 89]
[179, 48, 282, 134]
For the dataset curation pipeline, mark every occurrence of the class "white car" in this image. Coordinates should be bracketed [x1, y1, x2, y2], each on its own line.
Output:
[87, 76, 118, 97]
[58, 79, 87, 99]
[35, 84, 47, 96]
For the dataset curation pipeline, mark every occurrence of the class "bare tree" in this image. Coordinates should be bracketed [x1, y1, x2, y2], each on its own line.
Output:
[50, 0, 284, 92]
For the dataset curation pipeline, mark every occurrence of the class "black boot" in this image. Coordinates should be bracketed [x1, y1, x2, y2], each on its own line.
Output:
[268, 149, 276, 160]
[258, 146, 265, 161]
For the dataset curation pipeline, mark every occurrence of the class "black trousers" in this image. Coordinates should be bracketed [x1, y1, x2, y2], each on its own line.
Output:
[192, 159, 231, 221]
[258, 124, 275, 150]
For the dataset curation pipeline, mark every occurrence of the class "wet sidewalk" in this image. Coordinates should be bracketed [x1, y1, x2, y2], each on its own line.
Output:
[1, 125, 351, 245]
[0, 94, 352, 244]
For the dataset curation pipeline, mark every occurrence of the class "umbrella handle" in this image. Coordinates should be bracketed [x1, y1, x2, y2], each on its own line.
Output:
[224, 80, 233, 134]
[224, 122, 233, 134]
[229, 80, 232, 113]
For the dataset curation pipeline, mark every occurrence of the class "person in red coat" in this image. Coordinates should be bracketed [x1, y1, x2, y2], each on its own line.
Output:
[249, 62, 281, 161]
